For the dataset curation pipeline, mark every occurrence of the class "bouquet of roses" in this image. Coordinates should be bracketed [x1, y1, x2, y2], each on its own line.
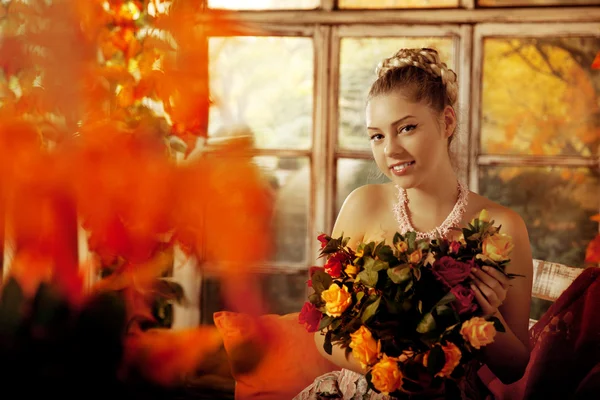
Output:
[299, 210, 519, 396]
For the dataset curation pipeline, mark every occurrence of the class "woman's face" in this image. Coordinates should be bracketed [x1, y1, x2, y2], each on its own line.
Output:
[365, 91, 453, 189]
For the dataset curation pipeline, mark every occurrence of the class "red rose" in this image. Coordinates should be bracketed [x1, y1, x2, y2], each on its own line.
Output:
[451, 285, 478, 315]
[307, 266, 324, 287]
[324, 252, 348, 278]
[449, 241, 461, 254]
[299, 301, 322, 332]
[431, 256, 474, 287]
[317, 233, 329, 249]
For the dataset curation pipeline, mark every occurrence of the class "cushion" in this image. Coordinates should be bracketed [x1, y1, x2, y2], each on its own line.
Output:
[213, 311, 338, 400]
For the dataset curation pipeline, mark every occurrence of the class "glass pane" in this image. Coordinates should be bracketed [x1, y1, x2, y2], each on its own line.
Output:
[479, 166, 598, 268]
[479, 0, 600, 6]
[255, 156, 310, 263]
[481, 37, 600, 156]
[336, 158, 390, 214]
[209, 0, 319, 9]
[201, 271, 308, 324]
[209, 37, 313, 150]
[339, 38, 455, 151]
[339, 0, 458, 8]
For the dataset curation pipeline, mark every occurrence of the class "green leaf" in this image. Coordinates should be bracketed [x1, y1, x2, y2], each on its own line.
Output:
[308, 292, 322, 306]
[356, 291, 365, 303]
[393, 232, 402, 245]
[426, 345, 446, 375]
[416, 312, 437, 334]
[311, 270, 333, 294]
[387, 265, 412, 284]
[406, 232, 417, 252]
[417, 240, 430, 251]
[357, 269, 378, 287]
[318, 315, 335, 331]
[330, 318, 342, 331]
[488, 316, 506, 333]
[404, 280, 414, 292]
[413, 267, 422, 281]
[361, 297, 381, 323]
[363, 256, 375, 271]
[434, 291, 457, 308]
[376, 245, 396, 263]
[324, 331, 333, 355]
[372, 260, 389, 272]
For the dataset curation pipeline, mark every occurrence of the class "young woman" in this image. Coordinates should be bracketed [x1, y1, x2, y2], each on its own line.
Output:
[296, 48, 533, 399]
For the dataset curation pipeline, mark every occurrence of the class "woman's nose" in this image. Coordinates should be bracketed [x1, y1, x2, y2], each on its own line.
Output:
[384, 136, 403, 157]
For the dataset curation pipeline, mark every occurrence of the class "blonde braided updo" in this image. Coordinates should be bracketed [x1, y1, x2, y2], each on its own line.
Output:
[368, 48, 459, 146]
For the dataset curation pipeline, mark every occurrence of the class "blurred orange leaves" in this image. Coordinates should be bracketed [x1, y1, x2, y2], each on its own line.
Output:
[0, 0, 272, 385]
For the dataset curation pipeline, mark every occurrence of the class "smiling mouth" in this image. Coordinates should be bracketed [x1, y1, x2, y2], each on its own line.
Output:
[390, 161, 415, 172]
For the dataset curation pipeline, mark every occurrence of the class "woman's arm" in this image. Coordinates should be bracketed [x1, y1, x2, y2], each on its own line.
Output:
[472, 209, 533, 384]
[312, 185, 377, 371]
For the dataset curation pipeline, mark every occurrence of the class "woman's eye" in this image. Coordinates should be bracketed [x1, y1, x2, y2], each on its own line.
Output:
[398, 124, 417, 134]
[370, 133, 384, 141]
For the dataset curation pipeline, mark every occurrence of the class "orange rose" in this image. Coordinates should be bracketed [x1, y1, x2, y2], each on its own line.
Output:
[460, 317, 497, 349]
[396, 241, 408, 253]
[482, 233, 514, 262]
[423, 342, 462, 378]
[408, 250, 422, 264]
[370, 354, 403, 395]
[349, 326, 380, 369]
[321, 284, 352, 317]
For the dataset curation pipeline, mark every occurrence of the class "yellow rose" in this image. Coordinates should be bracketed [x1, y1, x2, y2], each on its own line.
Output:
[395, 241, 408, 253]
[370, 354, 403, 395]
[355, 248, 364, 258]
[408, 250, 422, 264]
[423, 342, 462, 378]
[321, 284, 352, 317]
[349, 326, 380, 369]
[460, 317, 497, 349]
[345, 264, 359, 277]
[482, 233, 514, 262]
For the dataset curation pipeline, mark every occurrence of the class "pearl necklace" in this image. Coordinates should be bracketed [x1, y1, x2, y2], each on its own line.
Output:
[392, 182, 469, 241]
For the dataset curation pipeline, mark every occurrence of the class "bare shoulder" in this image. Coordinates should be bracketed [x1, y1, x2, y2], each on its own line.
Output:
[469, 192, 527, 235]
[470, 192, 532, 274]
[333, 183, 394, 247]
[339, 183, 391, 213]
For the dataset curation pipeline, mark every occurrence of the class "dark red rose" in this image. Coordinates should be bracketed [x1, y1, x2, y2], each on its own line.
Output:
[324, 252, 348, 278]
[431, 256, 474, 287]
[299, 301, 322, 332]
[317, 233, 329, 249]
[307, 266, 324, 287]
[449, 241, 461, 254]
[450, 285, 478, 315]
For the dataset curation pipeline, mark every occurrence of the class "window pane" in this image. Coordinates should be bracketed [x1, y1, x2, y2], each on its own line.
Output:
[479, 0, 600, 6]
[201, 271, 308, 323]
[339, 38, 455, 151]
[479, 166, 598, 268]
[336, 158, 390, 214]
[208, 0, 319, 9]
[339, 0, 458, 8]
[255, 156, 310, 263]
[209, 37, 313, 150]
[481, 37, 600, 156]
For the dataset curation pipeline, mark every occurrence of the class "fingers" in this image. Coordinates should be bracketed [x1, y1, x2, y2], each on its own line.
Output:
[470, 282, 495, 316]
[471, 266, 509, 291]
[470, 273, 501, 307]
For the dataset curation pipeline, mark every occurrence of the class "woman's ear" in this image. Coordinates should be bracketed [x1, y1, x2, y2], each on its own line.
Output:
[442, 105, 457, 139]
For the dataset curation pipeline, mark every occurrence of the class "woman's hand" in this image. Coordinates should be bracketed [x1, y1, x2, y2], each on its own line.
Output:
[469, 266, 511, 316]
